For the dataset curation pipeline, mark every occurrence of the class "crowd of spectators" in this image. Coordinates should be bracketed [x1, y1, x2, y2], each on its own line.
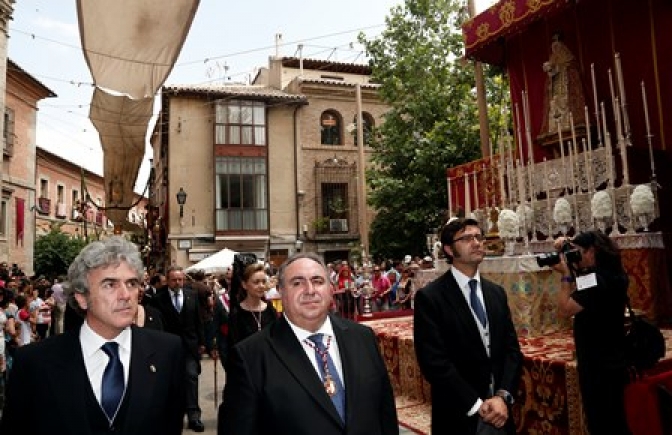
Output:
[327, 256, 434, 319]
[0, 263, 68, 413]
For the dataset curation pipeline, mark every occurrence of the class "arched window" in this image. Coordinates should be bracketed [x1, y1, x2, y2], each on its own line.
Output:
[320, 111, 342, 145]
[352, 112, 375, 146]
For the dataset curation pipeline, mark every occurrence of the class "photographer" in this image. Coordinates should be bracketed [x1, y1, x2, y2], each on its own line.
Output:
[550, 230, 632, 434]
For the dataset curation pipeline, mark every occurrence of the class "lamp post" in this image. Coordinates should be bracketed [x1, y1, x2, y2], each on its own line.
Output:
[176, 187, 187, 218]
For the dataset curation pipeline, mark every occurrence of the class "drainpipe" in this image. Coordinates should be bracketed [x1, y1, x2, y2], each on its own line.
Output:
[293, 103, 302, 249]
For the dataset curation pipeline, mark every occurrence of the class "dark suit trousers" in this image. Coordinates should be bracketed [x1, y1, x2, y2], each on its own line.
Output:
[185, 353, 201, 419]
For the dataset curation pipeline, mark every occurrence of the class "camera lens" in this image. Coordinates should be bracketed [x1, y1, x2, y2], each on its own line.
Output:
[536, 252, 561, 268]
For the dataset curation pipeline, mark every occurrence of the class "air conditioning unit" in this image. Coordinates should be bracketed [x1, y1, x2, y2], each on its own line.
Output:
[329, 219, 348, 232]
[71, 208, 81, 221]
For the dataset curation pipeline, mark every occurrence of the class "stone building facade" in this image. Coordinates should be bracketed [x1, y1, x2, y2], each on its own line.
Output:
[153, 57, 388, 270]
[2, 59, 54, 274]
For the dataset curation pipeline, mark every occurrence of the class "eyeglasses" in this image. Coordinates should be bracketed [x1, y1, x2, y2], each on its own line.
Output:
[452, 234, 485, 243]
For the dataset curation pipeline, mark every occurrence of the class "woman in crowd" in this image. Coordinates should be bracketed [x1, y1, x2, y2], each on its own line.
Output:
[14, 295, 33, 347]
[227, 260, 276, 368]
[371, 265, 391, 312]
[553, 230, 632, 434]
[335, 261, 356, 319]
[0, 288, 15, 411]
[394, 268, 414, 310]
[135, 285, 164, 330]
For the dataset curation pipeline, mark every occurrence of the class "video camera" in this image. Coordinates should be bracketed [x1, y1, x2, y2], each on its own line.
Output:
[535, 240, 582, 268]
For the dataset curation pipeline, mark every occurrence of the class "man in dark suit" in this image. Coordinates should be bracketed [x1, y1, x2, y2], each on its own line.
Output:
[0, 237, 185, 435]
[218, 252, 398, 435]
[414, 218, 523, 435]
[153, 266, 206, 432]
[143, 272, 166, 304]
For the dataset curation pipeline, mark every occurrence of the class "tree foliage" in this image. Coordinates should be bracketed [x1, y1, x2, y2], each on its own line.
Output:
[359, 0, 509, 260]
[34, 224, 88, 280]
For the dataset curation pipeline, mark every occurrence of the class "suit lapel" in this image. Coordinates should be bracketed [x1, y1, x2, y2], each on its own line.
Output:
[441, 272, 489, 355]
[48, 332, 97, 432]
[182, 288, 193, 313]
[159, 288, 181, 322]
[122, 327, 156, 430]
[268, 317, 343, 426]
[331, 315, 356, 424]
[481, 279, 500, 325]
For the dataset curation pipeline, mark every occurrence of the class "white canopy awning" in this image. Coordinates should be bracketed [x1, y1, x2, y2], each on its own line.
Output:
[77, 0, 200, 99]
[186, 248, 238, 274]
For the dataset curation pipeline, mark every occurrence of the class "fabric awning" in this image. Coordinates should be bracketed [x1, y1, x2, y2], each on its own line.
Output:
[89, 88, 154, 226]
[77, 0, 199, 99]
[462, 0, 572, 65]
[77, 0, 200, 229]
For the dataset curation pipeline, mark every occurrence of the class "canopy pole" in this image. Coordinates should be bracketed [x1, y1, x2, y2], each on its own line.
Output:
[468, 0, 491, 157]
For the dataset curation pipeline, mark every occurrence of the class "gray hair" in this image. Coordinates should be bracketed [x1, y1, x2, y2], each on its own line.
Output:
[66, 236, 144, 315]
[276, 252, 327, 290]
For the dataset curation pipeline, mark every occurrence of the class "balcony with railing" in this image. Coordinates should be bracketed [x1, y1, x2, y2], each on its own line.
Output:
[55, 202, 67, 219]
[37, 197, 50, 216]
[3, 137, 13, 157]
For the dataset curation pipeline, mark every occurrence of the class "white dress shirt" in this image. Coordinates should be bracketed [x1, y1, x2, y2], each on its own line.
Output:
[451, 266, 490, 353]
[171, 289, 183, 311]
[80, 322, 131, 406]
[285, 315, 345, 386]
[450, 267, 492, 416]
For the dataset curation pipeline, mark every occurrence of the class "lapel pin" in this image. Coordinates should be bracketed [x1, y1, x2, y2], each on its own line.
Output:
[150, 364, 156, 373]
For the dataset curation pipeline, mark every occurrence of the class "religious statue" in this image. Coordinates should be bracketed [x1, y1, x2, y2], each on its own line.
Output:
[540, 33, 587, 137]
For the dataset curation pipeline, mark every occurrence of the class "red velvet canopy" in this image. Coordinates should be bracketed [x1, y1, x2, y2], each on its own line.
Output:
[461, 0, 672, 167]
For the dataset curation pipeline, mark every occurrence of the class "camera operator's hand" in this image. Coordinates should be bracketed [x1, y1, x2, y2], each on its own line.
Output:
[551, 236, 571, 275]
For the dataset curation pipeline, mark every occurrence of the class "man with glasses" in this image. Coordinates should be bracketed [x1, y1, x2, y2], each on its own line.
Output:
[414, 218, 522, 434]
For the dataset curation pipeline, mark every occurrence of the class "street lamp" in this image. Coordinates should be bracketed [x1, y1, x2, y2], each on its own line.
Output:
[176, 187, 187, 218]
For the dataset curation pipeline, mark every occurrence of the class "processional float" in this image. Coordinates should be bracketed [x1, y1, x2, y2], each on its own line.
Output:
[446, 51, 659, 255]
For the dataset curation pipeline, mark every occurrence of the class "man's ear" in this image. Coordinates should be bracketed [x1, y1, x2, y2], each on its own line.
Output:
[443, 244, 453, 258]
[74, 292, 88, 311]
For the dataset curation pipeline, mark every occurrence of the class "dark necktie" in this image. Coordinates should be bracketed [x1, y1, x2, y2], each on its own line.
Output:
[469, 279, 487, 328]
[307, 333, 346, 422]
[100, 342, 124, 420]
[173, 290, 182, 312]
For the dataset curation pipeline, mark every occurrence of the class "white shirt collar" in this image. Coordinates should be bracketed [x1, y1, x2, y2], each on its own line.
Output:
[450, 266, 481, 292]
[284, 314, 335, 343]
[79, 321, 132, 358]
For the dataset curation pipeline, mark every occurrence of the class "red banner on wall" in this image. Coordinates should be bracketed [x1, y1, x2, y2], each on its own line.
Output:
[15, 197, 25, 246]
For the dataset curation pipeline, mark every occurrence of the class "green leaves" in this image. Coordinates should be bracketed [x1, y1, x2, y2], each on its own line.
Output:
[34, 225, 88, 280]
[359, 0, 508, 260]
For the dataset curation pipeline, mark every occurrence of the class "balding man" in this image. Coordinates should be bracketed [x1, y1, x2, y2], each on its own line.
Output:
[219, 252, 398, 435]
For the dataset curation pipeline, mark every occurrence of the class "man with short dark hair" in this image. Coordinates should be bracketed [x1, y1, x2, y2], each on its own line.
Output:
[153, 266, 206, 432]
[219, 252, 398, 435]
[414, 218, 522, 434]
